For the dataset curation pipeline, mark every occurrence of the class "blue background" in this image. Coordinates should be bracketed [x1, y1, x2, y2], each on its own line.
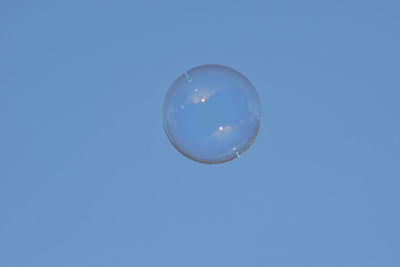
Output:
[1, 0, 399, 266]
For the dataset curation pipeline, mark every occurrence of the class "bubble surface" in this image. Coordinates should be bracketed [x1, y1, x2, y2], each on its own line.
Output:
[163, 64, 261, 164]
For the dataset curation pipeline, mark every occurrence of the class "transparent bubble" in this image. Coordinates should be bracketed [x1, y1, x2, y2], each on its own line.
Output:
[163, 64, 261, 164]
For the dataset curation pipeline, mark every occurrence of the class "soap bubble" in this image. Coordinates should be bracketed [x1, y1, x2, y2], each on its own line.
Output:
[163, 64, 261, 164]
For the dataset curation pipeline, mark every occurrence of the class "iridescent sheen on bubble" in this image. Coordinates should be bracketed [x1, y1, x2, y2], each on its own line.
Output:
[163, 64, 261, 164]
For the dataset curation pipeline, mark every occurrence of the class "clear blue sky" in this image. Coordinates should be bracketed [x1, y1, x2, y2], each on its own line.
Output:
[1, 0, 399, 266]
